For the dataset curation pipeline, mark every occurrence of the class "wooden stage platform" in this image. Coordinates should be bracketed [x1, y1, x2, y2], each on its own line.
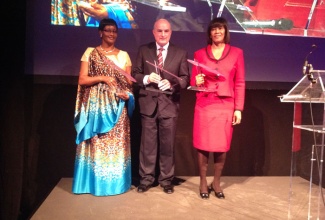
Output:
[31, 176, 324, 220]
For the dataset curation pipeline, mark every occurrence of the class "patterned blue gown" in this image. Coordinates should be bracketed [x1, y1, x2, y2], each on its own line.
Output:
[72, 48, 134, 196]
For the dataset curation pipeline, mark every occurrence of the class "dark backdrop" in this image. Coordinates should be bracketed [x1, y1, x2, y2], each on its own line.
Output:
[2, 1, 325, 220]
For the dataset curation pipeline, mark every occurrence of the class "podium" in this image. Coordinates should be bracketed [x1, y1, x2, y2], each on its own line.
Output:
[281, 70, 325, 219]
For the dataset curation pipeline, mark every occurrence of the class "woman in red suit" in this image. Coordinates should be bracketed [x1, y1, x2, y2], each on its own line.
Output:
[190, 17, 245, 199]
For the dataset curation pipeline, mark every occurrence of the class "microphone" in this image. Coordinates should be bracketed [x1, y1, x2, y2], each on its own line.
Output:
[241, 18, 293, 30]
[302, 44, 317, 75]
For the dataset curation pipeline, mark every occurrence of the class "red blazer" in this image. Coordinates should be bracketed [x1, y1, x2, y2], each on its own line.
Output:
[190, 44, 245, 111]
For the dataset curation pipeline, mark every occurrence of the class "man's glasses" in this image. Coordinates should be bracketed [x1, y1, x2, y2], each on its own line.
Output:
[103, 29, 117, 34]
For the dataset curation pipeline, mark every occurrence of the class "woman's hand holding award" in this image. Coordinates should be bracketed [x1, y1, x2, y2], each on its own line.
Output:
[187, 59, 225, 92]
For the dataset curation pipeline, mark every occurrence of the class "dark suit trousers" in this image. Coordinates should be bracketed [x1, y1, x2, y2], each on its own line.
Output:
[139, 106, 178, 187]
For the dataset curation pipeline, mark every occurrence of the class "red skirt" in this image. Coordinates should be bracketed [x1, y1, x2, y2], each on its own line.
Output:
[193, 96, 234, 152]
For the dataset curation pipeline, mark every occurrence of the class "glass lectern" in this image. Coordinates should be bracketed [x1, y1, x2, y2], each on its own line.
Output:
[281, 70, 325, 220]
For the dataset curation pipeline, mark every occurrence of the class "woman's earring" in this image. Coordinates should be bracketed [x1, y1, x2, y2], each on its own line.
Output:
[100, 34, 103, 38]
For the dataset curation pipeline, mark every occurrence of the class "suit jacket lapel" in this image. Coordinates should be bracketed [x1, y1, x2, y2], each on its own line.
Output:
[148, 43, 157, 65]
[164, 44, 175, 69]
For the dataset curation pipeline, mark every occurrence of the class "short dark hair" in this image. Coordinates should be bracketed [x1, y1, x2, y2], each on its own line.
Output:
[98, 18, 118, 32]
[207, 17, 230, 45]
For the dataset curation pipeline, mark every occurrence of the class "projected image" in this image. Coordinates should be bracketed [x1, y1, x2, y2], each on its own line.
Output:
[231, 0, 325, 38]
[51, 0, 325, 37]
[50, 0, 213, 31]
[51, 0, 138, 28]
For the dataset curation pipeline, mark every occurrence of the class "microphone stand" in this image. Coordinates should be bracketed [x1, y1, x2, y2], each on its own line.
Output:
[304, 0, 318, 36]
[303, 45, 318, 83]
[305, 63, 316, 84]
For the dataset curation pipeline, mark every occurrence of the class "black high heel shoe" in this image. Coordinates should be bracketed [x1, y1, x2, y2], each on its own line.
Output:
[199, 188, 210, 199]
[210, 184, 225, 199]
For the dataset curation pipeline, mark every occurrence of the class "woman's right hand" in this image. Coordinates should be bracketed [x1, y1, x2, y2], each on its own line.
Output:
[102, 76, 117, 87]
[196, 73, 205, 86]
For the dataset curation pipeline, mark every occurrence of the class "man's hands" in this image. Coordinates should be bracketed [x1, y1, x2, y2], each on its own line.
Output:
[147, 72, 171, 91]
[158, 79, 171, 91]
[148, 72, 162, 84]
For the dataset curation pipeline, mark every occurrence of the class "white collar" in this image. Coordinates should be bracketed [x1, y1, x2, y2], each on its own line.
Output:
[156, 43, 169, 51]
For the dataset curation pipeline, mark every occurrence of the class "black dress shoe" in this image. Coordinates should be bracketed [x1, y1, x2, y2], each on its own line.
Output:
[162, 185, 174, 194]
[199, 190, 209, 199]
[137, 184, 151, 193]
[215, 192, 225, 199]
[210, 184, 225, 199]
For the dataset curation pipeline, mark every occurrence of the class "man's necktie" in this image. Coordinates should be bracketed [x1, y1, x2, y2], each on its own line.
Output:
[157, 47, 164, 68]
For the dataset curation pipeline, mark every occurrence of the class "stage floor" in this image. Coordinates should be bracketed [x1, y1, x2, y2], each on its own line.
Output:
[31, 176, 324, 220]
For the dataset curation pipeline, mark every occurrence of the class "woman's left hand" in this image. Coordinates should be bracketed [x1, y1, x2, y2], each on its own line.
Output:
[232, 110, 242, 125]
[116, 91, 129, 101]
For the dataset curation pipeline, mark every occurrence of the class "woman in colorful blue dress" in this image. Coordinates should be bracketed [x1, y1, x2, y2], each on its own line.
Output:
[72, 18, 135, 196]
[51, 0, 137, 28]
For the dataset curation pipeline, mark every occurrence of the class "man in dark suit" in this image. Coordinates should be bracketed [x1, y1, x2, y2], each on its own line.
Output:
[132, 18, 189, 194]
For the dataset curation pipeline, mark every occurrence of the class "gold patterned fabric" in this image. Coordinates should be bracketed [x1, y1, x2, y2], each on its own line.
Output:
[72, 48, 134, 196]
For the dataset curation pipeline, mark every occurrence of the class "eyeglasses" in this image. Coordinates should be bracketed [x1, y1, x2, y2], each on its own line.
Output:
[103, 29, 117, 34]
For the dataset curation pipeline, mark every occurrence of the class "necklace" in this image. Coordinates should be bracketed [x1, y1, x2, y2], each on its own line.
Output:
[100, 45, 115, 53]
